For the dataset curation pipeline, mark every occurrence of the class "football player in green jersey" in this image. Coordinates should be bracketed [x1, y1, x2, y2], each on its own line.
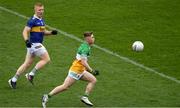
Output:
[42, 32, 99, 107]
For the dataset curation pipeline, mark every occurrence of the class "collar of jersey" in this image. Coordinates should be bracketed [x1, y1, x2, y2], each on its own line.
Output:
[84, 42, 91, 48]
[84, 41, 89, 45]
[33, 14, 42, 20]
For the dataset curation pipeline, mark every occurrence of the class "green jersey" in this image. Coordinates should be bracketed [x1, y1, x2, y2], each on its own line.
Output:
[76, 42, 91, 59]
[70, 42, 91, 74]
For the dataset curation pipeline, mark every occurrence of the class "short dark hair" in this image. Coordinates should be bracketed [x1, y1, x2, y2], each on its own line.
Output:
[83, 32, 93, 37]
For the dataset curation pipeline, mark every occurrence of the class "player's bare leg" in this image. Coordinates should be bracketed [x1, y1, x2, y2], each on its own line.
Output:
[42, 76, 76, 108]
[80, 71, 97, 106]
[8, 52, 35, 89]
[35, 52, 50, 70]
[26, 52, 50, 84]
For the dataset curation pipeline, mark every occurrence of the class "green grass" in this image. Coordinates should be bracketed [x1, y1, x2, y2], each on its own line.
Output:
[0, 0, 180, 107]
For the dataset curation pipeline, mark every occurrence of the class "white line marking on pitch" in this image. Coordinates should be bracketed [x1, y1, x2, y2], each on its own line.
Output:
[0, 6, 180, 84]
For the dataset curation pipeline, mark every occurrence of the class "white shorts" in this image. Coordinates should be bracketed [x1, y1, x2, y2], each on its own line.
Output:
[27, 43, 47, 57]
[68, 71, 85, 80]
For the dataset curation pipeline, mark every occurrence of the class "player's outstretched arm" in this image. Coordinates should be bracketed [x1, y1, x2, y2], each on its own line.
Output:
[44, 30, 58, 36]
[81, 58, 100, 76]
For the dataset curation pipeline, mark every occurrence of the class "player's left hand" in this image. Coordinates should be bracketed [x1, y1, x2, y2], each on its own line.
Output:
[51, 30, 58, 35]
[92, 70, 99, 76]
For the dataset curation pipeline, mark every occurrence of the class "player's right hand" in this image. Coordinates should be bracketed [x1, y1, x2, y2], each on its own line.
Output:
[25, 40, 32, 48]
[51, 30, 58, 35]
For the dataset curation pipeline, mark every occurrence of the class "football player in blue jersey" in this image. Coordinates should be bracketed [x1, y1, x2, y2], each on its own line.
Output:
[8, 2, 58, 89]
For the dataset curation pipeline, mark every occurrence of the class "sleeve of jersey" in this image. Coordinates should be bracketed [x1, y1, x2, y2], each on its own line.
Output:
[26, 19, 34, 28]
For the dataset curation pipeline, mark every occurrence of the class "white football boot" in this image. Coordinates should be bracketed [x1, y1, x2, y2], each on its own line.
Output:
[42, 94, 49, 108]
[81, 96, 93, 106]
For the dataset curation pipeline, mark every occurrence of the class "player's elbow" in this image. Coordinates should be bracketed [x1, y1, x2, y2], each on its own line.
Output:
[22, 26, 31, 38]
[22, 31, 28, 40]
[22, 30, 26, 37]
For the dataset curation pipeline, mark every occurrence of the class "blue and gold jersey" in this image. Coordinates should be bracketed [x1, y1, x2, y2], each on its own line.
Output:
[27, 15, 45, 43]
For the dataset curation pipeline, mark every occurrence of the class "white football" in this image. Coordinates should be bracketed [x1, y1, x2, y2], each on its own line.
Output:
[132, 41, 144, 51]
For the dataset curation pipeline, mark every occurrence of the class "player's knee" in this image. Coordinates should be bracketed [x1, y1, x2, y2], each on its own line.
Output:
[46, 57, 51, 63]
[43, 57, 50, 64]
[91, 77, 97, 84]
[41, 53, 51, 63]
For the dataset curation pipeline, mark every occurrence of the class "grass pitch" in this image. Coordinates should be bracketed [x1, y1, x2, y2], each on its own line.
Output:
[0, 0, 180, 107]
